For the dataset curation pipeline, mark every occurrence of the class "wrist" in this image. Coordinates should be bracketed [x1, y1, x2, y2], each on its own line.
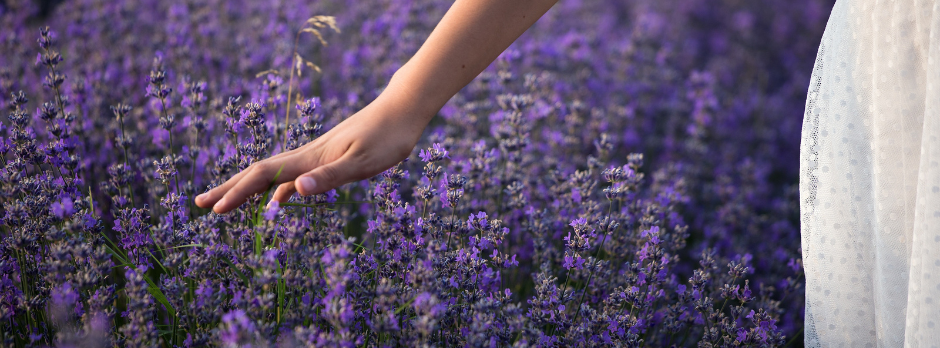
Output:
[383, 62, 448, 124]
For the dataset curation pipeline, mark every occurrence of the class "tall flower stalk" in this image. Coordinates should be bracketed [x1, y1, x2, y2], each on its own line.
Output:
[280, 16, 339, 150]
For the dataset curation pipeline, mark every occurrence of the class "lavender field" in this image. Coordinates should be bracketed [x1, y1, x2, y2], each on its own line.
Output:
[0, 0, 832, 346]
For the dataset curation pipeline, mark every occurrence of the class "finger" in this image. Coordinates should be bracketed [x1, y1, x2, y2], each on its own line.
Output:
[269, 182, 297, 205]
[294, 154, 360, 196]
[212, 156, 313, 214]
[195, 168, 251, 208]
[194, 146, 307, 208]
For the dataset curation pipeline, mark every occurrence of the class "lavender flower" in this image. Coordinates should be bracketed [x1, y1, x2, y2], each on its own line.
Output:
[0, 0, 822, 345]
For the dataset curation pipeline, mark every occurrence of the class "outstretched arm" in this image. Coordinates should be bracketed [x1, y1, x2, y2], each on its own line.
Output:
[388, 0, 559, 126]
[195, 0, 558, 214]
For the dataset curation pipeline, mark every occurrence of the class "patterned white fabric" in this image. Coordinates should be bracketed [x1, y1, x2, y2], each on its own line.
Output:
[800, 0, 940, 346]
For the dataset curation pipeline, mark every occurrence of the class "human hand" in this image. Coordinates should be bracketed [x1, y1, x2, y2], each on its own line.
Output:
[194, 90, 428, 214]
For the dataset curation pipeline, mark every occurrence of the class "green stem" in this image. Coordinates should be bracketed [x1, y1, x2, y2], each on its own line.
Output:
[569, 200, 616, 327]
[159, 97, 182, 196]
[547, 267, 573, 337]
[119, 116, 136, 207]
[189, 126, 199, 219]
[283, 30, 303, 150]
[445, 206, 457, 250]
[783, 327, 804, 347]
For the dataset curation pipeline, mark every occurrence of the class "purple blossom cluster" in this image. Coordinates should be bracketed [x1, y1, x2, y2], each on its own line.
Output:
[0, 0, 830, 346]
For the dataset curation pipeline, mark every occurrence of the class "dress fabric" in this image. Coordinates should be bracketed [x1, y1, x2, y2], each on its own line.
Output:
[800, 0, 940, 346]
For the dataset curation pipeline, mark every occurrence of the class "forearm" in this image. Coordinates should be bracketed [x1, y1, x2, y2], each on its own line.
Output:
[382, 0, 557, 124]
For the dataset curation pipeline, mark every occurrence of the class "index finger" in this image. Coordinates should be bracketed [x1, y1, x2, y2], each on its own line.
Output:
[194, 147, 304, 209]
[209, 153, 318, 214]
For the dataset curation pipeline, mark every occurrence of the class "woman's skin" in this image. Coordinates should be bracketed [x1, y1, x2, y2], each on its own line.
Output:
[195, 0, 558, 214]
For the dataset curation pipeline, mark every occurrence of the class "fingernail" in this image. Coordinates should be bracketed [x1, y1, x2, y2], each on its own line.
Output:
[297, 176, 316, 194]
[196, 193, 208, 203]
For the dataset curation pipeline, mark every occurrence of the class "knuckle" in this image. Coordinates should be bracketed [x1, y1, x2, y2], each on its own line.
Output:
[254, 160, 273, 172]
[319, 165, 341, 185]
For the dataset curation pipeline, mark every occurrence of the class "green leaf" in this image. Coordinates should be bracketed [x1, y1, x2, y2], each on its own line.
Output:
[271, 225, 281, 248]
[255, 163, 286, 225]
[143, 276, 176, 317]
[87, 185, 97, 218]
[219, 256, 250, 285]
[351, 240, 368, 253]
[144, 249, 169, 274]
[396, 295, 417, 314]
[101, 242, 129, 265]
[285, 297, 295, 313]
[254, 230, 263, 256]
[158, 243, 206, 252]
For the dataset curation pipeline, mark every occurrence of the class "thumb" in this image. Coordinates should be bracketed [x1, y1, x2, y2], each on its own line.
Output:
[294, 157, 355, 196]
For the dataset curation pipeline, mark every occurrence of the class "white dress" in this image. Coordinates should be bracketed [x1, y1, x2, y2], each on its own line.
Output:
[800, 0, 940, 346]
